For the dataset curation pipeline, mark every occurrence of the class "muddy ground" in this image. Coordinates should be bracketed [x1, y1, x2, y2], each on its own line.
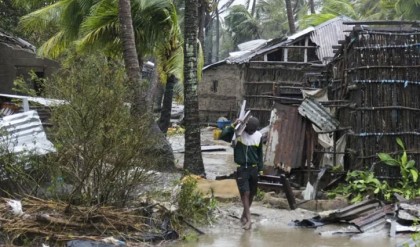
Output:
[165, 128, 406, 247]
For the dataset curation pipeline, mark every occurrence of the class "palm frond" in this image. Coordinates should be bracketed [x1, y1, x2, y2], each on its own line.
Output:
[19, 0, 65, 32]
[321, 0, 358, 19]
[299, 13, 337, 29]
[77, 0, 119, 53]
[38, 31, 72, 58]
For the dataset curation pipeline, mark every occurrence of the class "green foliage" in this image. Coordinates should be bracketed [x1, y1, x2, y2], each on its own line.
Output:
[0, 141, 49, 196]
[378, 137, 420, 199]
[43, 54, 163, 206]
[329, 138, 420, 203]
[13, 70, 44, 97]
[224, 5, 261, 47]
[20, 0, 178, 59]
[177, 176, 217, 224]
[328, 170, 391, 203]
[255, 188, 265, 201]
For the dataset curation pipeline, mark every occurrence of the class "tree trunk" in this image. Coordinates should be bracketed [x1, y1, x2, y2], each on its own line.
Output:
[118, 0, 175, 171]
[309, 0, 315, 14]
[158, 74, 177, 133]
[118, 0, 145, 115]
[215, 6, 220, 61]
[205, 19, 213, 65]
[285, 0, 296, 34]
[183, 0, 205, 176]
[198, 0, 206, 61]
[251, 0, 256, 17]
[153, 79, 165, 113]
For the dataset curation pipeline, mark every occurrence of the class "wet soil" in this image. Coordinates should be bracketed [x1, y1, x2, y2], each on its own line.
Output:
[166, 128, 407, 247]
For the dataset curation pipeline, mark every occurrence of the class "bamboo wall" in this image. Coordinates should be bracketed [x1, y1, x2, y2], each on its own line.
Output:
[328, 25, 420, 181]
[243, 63, 325, 126]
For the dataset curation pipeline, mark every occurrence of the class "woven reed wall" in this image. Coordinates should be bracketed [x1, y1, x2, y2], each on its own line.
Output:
[328, 27, 420, 181]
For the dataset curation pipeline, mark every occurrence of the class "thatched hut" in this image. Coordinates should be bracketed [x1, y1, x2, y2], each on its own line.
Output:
[326, 21, 420, 181]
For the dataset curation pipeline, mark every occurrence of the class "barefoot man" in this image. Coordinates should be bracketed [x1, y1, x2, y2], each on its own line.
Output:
[220, 116, 264, 230]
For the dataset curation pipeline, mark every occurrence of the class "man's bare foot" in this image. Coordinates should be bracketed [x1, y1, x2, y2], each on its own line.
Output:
[242, 220, 252, 230]
[240, 216, 247, 225]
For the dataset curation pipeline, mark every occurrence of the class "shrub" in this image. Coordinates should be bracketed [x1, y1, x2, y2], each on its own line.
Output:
[177, 176, 217, 224]
[43, 54, 163, 206]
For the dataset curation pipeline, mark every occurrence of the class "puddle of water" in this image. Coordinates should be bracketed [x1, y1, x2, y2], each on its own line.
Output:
[170, 225, 405, 247]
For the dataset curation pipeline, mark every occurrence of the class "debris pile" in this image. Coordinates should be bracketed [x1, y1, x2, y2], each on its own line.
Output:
[294, 198, 420, 245]
[0, 196, 178, 246]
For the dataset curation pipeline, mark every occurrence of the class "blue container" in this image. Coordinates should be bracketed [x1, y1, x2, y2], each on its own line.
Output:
[217, 120, 231, 129]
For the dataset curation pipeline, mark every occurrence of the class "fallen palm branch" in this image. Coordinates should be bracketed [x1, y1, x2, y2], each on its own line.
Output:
[0, 196, 178, 245]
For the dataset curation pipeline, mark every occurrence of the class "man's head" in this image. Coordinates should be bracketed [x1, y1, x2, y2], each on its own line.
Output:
[244, 117, 259, 135]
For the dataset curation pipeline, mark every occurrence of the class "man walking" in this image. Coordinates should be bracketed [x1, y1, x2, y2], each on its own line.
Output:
[220, 116, 264, 230]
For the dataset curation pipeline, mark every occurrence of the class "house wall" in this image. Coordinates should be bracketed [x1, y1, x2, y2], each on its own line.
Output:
[0, 42, 58, 94]
[327, 26, 420, 182]
[243, 62, 325, 126]
[199, 64, 243, 123]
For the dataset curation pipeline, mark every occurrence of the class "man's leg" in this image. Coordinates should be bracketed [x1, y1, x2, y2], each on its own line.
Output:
[242, 167, 258, 229]
[237, 167, 251, 226]
[241, 191, 252, 230]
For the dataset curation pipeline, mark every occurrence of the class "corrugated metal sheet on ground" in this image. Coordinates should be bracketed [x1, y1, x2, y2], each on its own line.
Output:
[264, 104, 308, 172]
[298, 97, 340, 132]
[0, 110, 55, 155]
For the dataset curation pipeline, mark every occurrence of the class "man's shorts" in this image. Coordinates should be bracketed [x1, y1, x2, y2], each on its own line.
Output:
[236, 166, 258, 194]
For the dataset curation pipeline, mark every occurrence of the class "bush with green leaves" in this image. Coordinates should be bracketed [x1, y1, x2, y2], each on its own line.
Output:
[328, 170, 391, 203]
[177, 176, 217, 225]
[378, 137, 420, 199]
[0, 143, 48, 196]
[43, 54, 167, 206]
[329, 138, 419, 203]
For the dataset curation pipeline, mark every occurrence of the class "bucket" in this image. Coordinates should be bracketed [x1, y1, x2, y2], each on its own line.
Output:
[216, 120, 231, 129]
[213, 129, 222, 140]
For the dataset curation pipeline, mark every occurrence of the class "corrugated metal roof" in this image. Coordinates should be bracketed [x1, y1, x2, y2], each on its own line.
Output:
[0, 110, 55, 155]
[0, 30, 36, 52]
[0, 94, 67, 107]
[237, 39, 267, 51]
[287, 26, 315, 41]
[310, 16, 354, 64]
[203, 16, 353, 70]
[298, 98, 339, 132]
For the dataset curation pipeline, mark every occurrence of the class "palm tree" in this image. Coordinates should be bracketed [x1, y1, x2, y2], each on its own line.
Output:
[183, 0, 205, 176]
[118, 0, 144, 114]
[395, 0, 420, 20]
[256, 0, 289, 38]
[309, 0, 315, 14]
[20, 0, 177, 168]
[285, 0, 296, 34]
[224, 5, 261, 47]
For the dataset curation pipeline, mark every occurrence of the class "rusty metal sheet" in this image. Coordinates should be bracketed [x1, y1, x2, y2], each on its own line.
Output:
[264, 103, 309, 172]
[323, 199, 381, 222]
[298, 97, 340, 132]
[350, 205, 393, 232]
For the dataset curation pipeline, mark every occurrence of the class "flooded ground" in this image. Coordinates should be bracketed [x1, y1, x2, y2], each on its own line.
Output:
[167, 201, 407, 247]
[171, 226, 400, 247]
[167, 129, 409, 247]
[166, 201, 406, 247]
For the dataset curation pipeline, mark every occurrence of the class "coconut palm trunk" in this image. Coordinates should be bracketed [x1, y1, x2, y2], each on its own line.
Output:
[183, 0, 205, 176]
[158, 74, 177, 133]
[118, 0, 175, 170]
[309, 0, 315, 14]
[118, 0, 145, 115]
[215, 5, 220, 61]
[285, 0, 296, 34]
